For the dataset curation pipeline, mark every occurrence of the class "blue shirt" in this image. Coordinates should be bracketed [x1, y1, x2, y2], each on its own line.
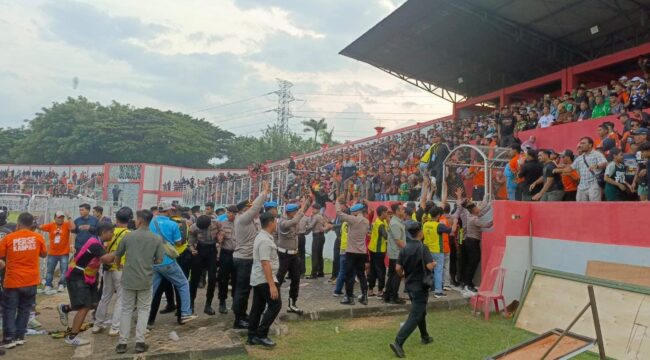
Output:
[150, 215, 182, 267]
[73, 215, 99, 251]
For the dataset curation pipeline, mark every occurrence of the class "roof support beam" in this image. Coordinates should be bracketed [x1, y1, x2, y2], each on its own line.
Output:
[441, 0, 593, 62]
[378, 67, 467, 104]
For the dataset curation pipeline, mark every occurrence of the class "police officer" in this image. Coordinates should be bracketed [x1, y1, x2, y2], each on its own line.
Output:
[389, 221, 435, 358]
[232, 181, 270, 329]
[264, 202, 279, 217]
[217, 205, 238, 314]
[275, 198, 310, 314]
[336, 201, 370, 306]
[188, 215, 222, 315]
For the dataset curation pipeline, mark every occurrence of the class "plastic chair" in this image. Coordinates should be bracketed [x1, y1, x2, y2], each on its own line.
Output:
[471, 267, 507, 321]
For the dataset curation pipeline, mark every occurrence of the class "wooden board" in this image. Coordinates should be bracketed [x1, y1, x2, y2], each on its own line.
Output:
[516, 272, 650, 360]
[494, 331, 592, 360]
[586, 261, 650, 288]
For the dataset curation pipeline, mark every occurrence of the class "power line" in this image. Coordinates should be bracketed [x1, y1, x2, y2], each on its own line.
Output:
[294, 110, 444, 115]
[189, 92, 275, 114]
[294, 92, 437, 98]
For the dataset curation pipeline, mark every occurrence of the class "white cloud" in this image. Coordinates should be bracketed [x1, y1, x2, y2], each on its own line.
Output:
[86, 0, 325, 56]
[0, 0, 452, 142]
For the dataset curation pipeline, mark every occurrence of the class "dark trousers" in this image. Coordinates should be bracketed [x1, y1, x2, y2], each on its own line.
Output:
[189, 244, 217, 308]
[449, 236, 460, 285]
[395, 288, 430, 346]
[276, 252, 301, 301]
[564, 191, 577, 201]
[384, 259, 401, 301]
[461, 238, 481, 288]
[218, 249, 236, 301]
[332, 235, 341, 279]
[149, 252, 191, 323]
[310, 232, 326, 277]
[2, 286, 36, 341]
[367, 251, 386, 292]
[248, 283, 282, 339]
[298, 234, 306, 276]
[344, 252, 368, 297]
[232, 258, 254, 321]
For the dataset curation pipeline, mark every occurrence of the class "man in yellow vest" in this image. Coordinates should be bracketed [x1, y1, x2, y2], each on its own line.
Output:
[367, 205, 389, 298]
[422, 207, 455, 298]
[332, 203, 349, 297]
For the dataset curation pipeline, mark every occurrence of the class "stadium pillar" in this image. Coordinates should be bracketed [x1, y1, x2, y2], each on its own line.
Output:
[499, 89, 506, 109]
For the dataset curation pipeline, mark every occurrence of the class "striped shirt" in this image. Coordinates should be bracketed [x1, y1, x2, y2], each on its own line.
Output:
[571, 150, 607, 190]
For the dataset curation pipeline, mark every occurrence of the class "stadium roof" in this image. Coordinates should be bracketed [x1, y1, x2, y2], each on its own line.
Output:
[340, 0, 650, 102]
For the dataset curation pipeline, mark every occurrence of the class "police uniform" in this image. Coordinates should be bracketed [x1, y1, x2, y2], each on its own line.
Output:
[188, 219, 222, 315]
[296, 215, 312, 276]
[308, 205, 327, 278]
[217, 206, 237, 314]
[275, 204, 305, 314]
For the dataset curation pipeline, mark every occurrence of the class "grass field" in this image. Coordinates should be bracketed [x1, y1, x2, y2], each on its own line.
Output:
[221, 308, 601, 360]
[303, 255, 333, 276]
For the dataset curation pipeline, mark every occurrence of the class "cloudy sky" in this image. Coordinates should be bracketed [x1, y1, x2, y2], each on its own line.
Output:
[0, 0, 452, 141]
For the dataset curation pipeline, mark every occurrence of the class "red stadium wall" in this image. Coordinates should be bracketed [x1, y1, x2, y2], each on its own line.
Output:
[482, 201, 650, 282]
[518, 109, 650, 152]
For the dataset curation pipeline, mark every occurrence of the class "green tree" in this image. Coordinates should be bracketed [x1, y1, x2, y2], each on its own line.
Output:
[319, 128, 336, 145]
[11, 97, 233, 167]
[0, 127, 28, 163]
[220, 124, 318, 168]
[301, 118, 328, 142]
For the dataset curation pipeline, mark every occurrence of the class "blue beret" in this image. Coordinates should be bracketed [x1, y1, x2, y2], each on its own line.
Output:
[264, 201, 278, 209]
[350, 203, 364, 212]
[216, 214, 228, 222]
[285, 204, 299, 212]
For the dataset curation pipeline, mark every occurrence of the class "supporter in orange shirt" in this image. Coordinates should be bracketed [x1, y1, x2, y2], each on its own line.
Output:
[467, 165, 486, 201]
[0, 212, 47, 348]
[554, 150, 580, 201]
[40, 211, 75, 294]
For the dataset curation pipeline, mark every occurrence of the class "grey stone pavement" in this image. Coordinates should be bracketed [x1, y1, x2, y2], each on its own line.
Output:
[8, 276, 467, 359]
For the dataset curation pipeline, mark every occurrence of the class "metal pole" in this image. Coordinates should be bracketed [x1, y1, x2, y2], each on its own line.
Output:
[270, 171, 275, 202]
[540, 302, 591, 360]
[589, 285, 607, 359]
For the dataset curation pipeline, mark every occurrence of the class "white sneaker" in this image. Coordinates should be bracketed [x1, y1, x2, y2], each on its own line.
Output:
[91, 325, 105, 334]
[108, 327, 120, 336]
[15, 338, 26, 346]
[57, 304, 69, 327]
[28, 318, 42, 329]
[64, 336, 90, 346]
[44, 286, 58, 295]
[2, 340, 17, 349]
[58, 284, 66, 292]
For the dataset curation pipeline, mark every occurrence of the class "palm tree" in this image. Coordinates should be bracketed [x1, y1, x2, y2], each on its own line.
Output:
[319, 127, 335, 145]
[301, 118, 328, 142]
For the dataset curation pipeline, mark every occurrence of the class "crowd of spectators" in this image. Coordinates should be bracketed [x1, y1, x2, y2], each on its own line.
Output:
[185, 59, 650, 205]
[0, 169, 103, 197]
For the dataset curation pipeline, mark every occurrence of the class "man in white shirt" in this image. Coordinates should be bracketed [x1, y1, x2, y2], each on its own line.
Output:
[537, 106, 555, 128]
[247, 212, 281, 348]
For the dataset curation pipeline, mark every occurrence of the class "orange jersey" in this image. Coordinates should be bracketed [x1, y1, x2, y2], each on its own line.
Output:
[40, 222, 71, 256]
[0, 229, 47, 288]
[561, 169, 580, 192]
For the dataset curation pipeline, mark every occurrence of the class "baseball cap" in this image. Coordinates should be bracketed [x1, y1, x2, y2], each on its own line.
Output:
[158, 202, 174, 212]
[632, 128, 649, 136]
[55, 211, 66, 218]
[631, 76, 643, 82]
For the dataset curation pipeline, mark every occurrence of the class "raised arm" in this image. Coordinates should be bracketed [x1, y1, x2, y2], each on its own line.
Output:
[239, 181, 270, 223]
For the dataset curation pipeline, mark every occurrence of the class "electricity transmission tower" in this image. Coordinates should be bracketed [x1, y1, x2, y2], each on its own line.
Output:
[274, 78, 294, 136]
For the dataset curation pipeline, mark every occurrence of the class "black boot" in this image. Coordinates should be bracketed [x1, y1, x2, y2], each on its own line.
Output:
[204, 302, 216, 316]
[340, 295, 355, 305]
[359, 292, 368, 306]
[287, 298, 304, 315]
[219, 300, 228, 314]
